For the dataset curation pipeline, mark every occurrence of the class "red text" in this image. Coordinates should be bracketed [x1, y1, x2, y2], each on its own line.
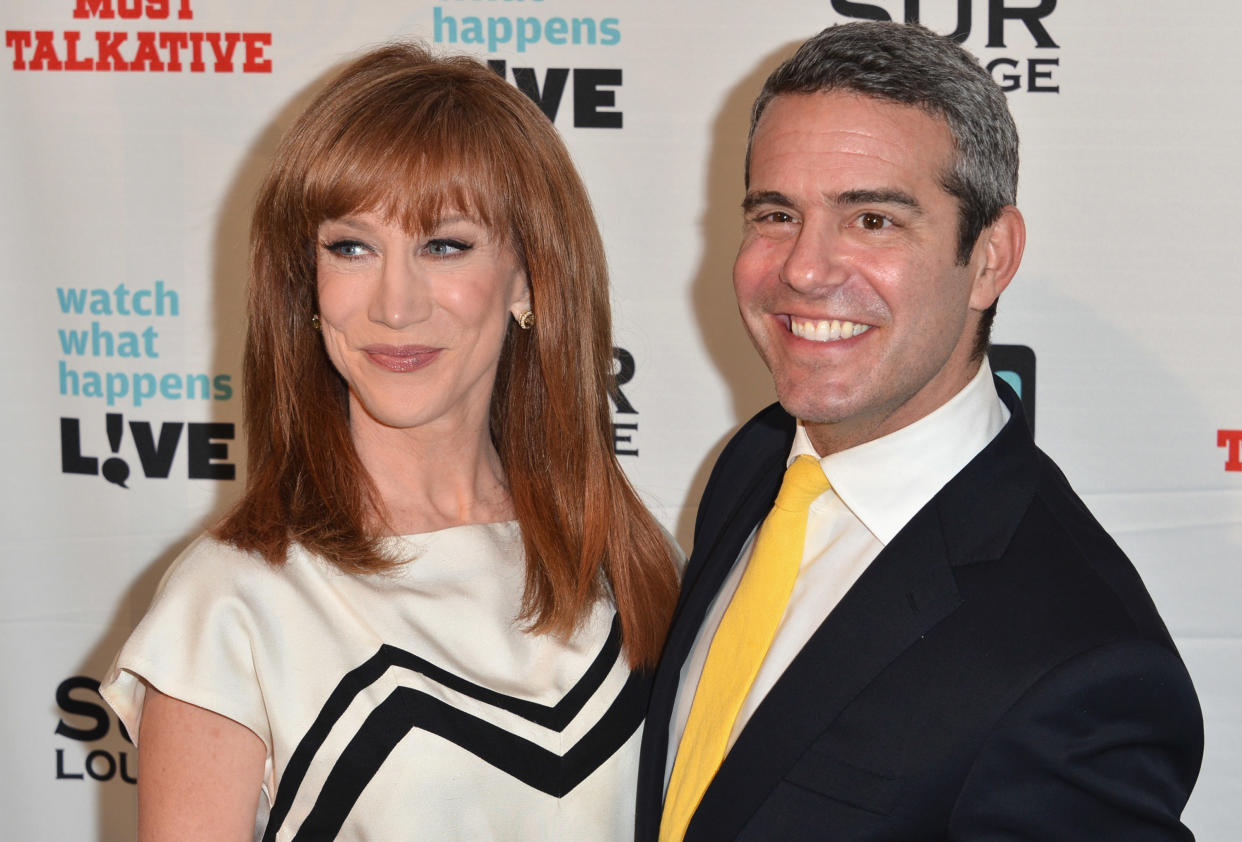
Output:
[1219, 429, 1242, 472]
[5, 29, 271, 72]
[73, 0, 194, 20]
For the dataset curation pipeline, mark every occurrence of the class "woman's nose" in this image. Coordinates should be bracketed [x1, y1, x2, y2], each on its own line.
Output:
[369, 254, 431, 329]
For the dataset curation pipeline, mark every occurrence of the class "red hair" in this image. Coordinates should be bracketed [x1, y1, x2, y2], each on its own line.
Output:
[216, 43, 678, 668]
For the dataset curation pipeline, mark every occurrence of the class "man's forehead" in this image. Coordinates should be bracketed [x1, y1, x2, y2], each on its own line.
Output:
[757, 90, 949, 137]
[753, 95, 955, 184]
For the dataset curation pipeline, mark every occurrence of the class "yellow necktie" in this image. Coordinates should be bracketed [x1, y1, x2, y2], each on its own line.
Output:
[660, 455, 831, 842]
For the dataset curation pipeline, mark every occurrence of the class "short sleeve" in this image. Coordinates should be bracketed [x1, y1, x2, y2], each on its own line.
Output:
[100, 534, 275, 754]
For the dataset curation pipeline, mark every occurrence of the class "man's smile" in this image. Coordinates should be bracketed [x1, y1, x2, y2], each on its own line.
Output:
[787, 315, 873, 342]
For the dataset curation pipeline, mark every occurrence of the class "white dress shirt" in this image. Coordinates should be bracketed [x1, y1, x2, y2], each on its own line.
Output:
[666, 361, 1010, 787]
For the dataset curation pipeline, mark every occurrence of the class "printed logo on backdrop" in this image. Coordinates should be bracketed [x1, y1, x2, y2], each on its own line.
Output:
[1218, 430, 1242, 472]
[611, 347, 639, 456]
[607, 345, 1028, 459]
[4, 1, 272, 73]
[54, 676, 136, 785]
[433, 0, 624, 128]
[988, 344, 1036, 432]
[829, 0, 1061, 92]
[57, 280, 237, 486]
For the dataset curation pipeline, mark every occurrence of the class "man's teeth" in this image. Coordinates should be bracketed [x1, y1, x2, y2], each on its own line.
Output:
[789, 317, 872, 342]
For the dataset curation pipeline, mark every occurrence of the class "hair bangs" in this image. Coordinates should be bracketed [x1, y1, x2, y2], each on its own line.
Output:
[298, 94, 517, 249]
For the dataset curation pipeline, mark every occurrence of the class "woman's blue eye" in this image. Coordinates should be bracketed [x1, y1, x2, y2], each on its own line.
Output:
[425, 238, 471, 256]
[324, 240, 368, 258]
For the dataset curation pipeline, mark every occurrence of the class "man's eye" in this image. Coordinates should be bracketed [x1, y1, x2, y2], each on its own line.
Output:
[425, 238, 471, 256]
[859, 213, 890, 230]
[756, 211, 796, 225]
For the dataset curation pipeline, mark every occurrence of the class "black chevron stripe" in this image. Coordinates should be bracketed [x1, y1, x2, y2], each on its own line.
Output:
[291, 669, 651, 841]
[262, 614, 627, 841]
[377, 614, 623, 728]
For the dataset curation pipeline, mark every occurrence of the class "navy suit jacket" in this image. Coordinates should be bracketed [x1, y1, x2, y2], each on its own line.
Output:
[636, 381, 1203, 841]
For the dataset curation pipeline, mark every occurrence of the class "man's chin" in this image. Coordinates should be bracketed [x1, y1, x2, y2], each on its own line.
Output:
[773, 389, 852, 427]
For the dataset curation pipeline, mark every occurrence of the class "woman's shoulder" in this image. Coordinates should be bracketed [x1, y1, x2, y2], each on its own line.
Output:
[159, 532, 279, 593]
[102, 533, 282, 757]
[180, 531, 266, 566]
[152, 532, 340, 616]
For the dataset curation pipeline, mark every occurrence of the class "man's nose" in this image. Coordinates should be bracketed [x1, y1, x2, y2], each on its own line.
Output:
[779, 223, 847, 293]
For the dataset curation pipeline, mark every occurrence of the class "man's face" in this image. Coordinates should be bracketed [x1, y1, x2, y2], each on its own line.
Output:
[735, 91, 1006, 455]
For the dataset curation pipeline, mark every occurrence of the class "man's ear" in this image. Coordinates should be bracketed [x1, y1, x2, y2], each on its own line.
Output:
[970, 206, 1026, 311]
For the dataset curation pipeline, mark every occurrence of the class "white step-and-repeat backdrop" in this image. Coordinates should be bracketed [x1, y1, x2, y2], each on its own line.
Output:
[2, 1, 1238, 838]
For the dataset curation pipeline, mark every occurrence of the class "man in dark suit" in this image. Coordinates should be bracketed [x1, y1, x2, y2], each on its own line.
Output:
[637, 22, 1203, 841]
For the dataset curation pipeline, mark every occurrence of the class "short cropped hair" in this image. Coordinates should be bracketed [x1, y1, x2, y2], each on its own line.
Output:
[217, 43, 677, 667]
[747, 22, 1020, 355]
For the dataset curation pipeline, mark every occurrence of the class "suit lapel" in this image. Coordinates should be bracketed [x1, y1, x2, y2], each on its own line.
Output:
[686, 505, 963, 840]
[664, 462, 783, 678]
[636, 407, 793, 841]
[682, 379, 1038, 840]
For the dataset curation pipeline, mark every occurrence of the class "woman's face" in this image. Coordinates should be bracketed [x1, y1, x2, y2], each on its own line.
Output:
[315, 210, 530, 437]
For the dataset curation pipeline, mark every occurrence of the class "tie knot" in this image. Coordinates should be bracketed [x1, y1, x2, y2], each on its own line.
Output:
[774, 454, 831, 513]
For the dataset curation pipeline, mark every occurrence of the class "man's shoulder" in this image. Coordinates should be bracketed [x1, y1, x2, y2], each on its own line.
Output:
[715, 402, 795, 471]
[691, 403, 794, 532]
[926, 391, 1176, 648]
[949, 431, 1179, 654]
[1028, 449, 1175, 641]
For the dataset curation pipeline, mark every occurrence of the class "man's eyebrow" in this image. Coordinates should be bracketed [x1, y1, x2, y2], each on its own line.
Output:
[831, 188, 922, 211]
[742, 188, 925, 214]
[741, 190, 794, 212]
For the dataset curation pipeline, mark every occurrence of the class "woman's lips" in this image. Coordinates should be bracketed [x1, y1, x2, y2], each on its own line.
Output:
[363, 344, 441, 372]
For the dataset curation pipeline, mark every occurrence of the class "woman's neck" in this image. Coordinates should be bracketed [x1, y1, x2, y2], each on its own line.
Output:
[348, 406, 514, 536]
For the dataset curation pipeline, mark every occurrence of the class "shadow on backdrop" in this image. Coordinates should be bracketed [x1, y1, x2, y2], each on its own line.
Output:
[674, 40, 800, 549]
[83, 59, 344, 840]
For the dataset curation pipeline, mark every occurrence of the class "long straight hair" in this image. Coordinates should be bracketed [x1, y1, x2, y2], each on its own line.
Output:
[216, 43, 678, 668]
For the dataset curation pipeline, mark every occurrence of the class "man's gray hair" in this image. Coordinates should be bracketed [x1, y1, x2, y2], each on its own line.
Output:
[747, 21, 1019, 266]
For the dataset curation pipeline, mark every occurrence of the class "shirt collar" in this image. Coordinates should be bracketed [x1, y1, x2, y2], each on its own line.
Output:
[789, 360, 1009, 544]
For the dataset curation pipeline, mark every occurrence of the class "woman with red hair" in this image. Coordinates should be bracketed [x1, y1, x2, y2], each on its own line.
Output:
[102, 42, 678, 841]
